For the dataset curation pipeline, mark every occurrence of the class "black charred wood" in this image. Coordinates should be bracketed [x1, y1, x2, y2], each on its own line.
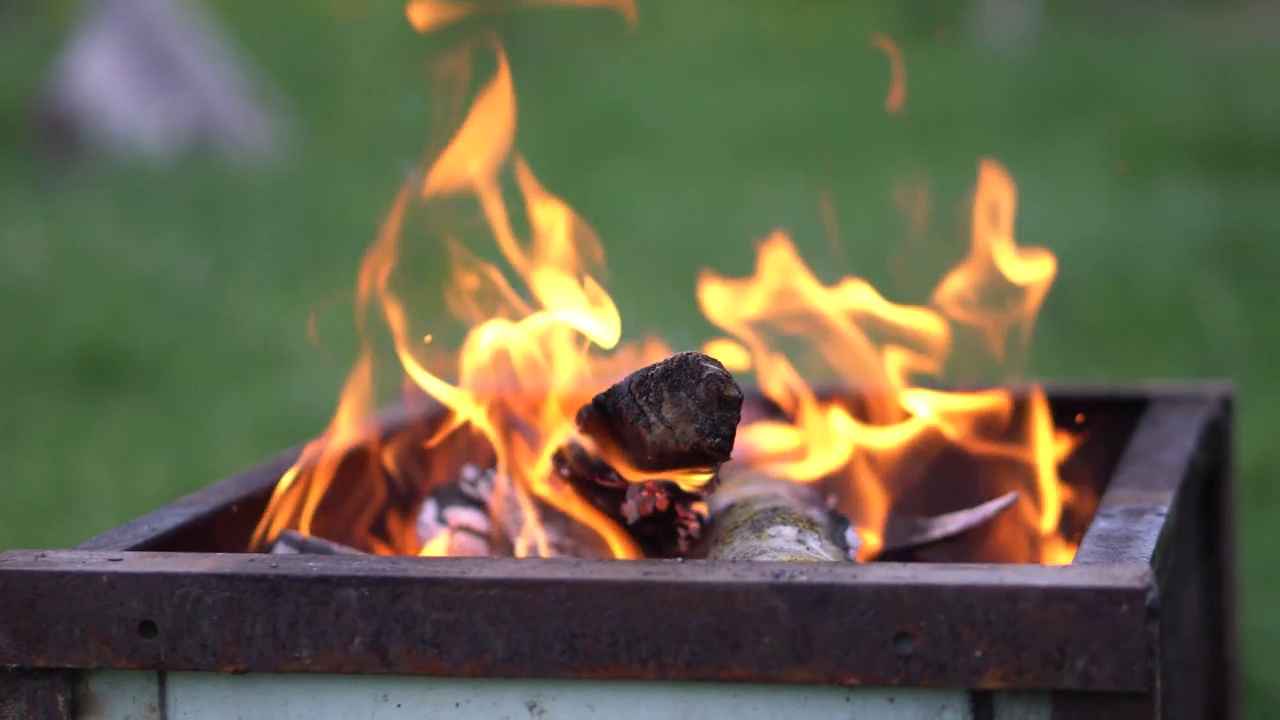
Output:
[575, 351, 743, 472]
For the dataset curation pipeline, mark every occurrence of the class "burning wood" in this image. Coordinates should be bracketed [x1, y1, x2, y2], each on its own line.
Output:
[574, 350, 743, 473]
[249, 1, 1086, 567]
[699, 472, 852, 563]
[554, 351, 743, 557]
[699, 471, 1021, 563]
[410, 353, 742, 558]
[415, 464, 501, 557]
[414, 352, 742, 558]
[410, 348, 1020, 562]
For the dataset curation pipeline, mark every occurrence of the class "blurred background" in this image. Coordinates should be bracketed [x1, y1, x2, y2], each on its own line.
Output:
[1, 0, 1276, 712]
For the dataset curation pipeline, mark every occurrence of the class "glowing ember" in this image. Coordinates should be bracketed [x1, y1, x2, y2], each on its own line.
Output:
[869, 33, 906, 115]
[251, 3, 1088, 565]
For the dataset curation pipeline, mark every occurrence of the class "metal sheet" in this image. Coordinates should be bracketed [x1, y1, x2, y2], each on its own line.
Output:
[74, 670, 160, 720]
[1075, 398, 1223, 565]
[0, 670, 72, 720]
[75, 670, 974, 720]
[0, 551, 1154, 691]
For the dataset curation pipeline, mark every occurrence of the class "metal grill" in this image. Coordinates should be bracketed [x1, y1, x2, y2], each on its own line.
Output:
[0, 383, 1238, 719]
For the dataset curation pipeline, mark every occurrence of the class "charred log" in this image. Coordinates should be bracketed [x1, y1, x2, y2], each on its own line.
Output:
[575, 351, 744, 472]
[556, 351, 744, 557]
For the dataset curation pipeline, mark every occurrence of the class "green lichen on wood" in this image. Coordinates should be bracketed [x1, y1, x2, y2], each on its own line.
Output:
[700, 472, 847, 563]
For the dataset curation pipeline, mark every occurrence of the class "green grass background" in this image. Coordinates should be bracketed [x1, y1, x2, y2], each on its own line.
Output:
[1, 0, 1276, 712]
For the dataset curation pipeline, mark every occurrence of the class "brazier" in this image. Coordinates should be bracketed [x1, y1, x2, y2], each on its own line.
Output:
[0, 383, 1237, 719]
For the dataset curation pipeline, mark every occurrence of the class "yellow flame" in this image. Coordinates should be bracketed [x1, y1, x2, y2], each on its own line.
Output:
[870, 33, 906, 115]
[407, 0, 636, 32]
[254, 3, 1083, 567]
[932, 160, 1057, 363]
[696, 160, 1078, 562]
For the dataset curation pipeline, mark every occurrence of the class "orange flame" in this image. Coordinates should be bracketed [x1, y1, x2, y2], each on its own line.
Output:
[700, 160, 1076, 561]
[870, 33, 906, 115]
[932, 160, 1056, 365]
[407, 0, 636, 32]
[253, 3, 1086, 565]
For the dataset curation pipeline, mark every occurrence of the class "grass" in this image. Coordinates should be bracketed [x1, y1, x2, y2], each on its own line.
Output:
[1, 0, 1277, 712]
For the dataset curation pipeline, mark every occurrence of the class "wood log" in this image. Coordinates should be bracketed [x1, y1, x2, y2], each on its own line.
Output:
[415, 464, 499, 557]
[575, 350, 744, 472]
[701, 470, 1022, 563]
[415, 463, 610, 559]
[698, 472, 852, 562]
[556, 351, 744, 557]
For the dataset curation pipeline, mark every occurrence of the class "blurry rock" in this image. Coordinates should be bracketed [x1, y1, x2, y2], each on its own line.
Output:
[967, 0, 1044, 57]
[36, 0, 286, 166]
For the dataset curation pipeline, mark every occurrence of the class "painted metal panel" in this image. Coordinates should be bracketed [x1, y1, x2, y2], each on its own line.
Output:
[78, 670, 974, 719]
[75, 670, 160, 720]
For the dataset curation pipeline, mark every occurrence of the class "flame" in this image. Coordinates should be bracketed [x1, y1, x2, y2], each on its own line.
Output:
[932, 160, 1056, 364]
[252, 2, 1086, 565]
[870, 33, 906, 115]
[699, 160, 1078, 562]
[407, 0, 636, 32]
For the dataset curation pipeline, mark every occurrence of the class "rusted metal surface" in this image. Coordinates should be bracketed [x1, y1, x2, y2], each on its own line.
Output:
[76, 402, 433, 552]
[0, 670, 72, 720]
[76, 443, 294, 553]
[1075, 397, 1222, 565]
[1073, 388, 1236, 719]
[1150, 398, 1235, 720]
[0, 550, 1154, 690]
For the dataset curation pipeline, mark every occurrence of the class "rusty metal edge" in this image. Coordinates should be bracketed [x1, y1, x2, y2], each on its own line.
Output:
[1074, 386, 1238, 719]
[73, 382, 1176, 553]
[1149, 392, 1238, 720]
[0, 669, 72, 720]
[76, 401, 436, 552]
[1218, 393, 1242, 720]
[1074, 393, 1225, 565]
[0, 551, 1155, 691]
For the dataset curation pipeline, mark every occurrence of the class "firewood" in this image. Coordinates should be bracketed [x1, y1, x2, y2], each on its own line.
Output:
[698, 472, 853, 563]
[700, 470, 1023, 563]
[575, 350, 744, 472]
[416, 464, 609, 558]
[270, 529, 365, 556]
[415, 464, 499, 557]
[556, 351, 744, 557]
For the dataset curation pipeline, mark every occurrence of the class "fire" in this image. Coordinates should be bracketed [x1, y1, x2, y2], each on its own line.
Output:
[870, 33, 906, 115]
[250, 3, 1087, 564]
[696, 163, 1074, 561]
[406, 0, 636, 32]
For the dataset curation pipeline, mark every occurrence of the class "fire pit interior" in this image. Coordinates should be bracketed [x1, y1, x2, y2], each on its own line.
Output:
[78, 384, 1141, 565]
